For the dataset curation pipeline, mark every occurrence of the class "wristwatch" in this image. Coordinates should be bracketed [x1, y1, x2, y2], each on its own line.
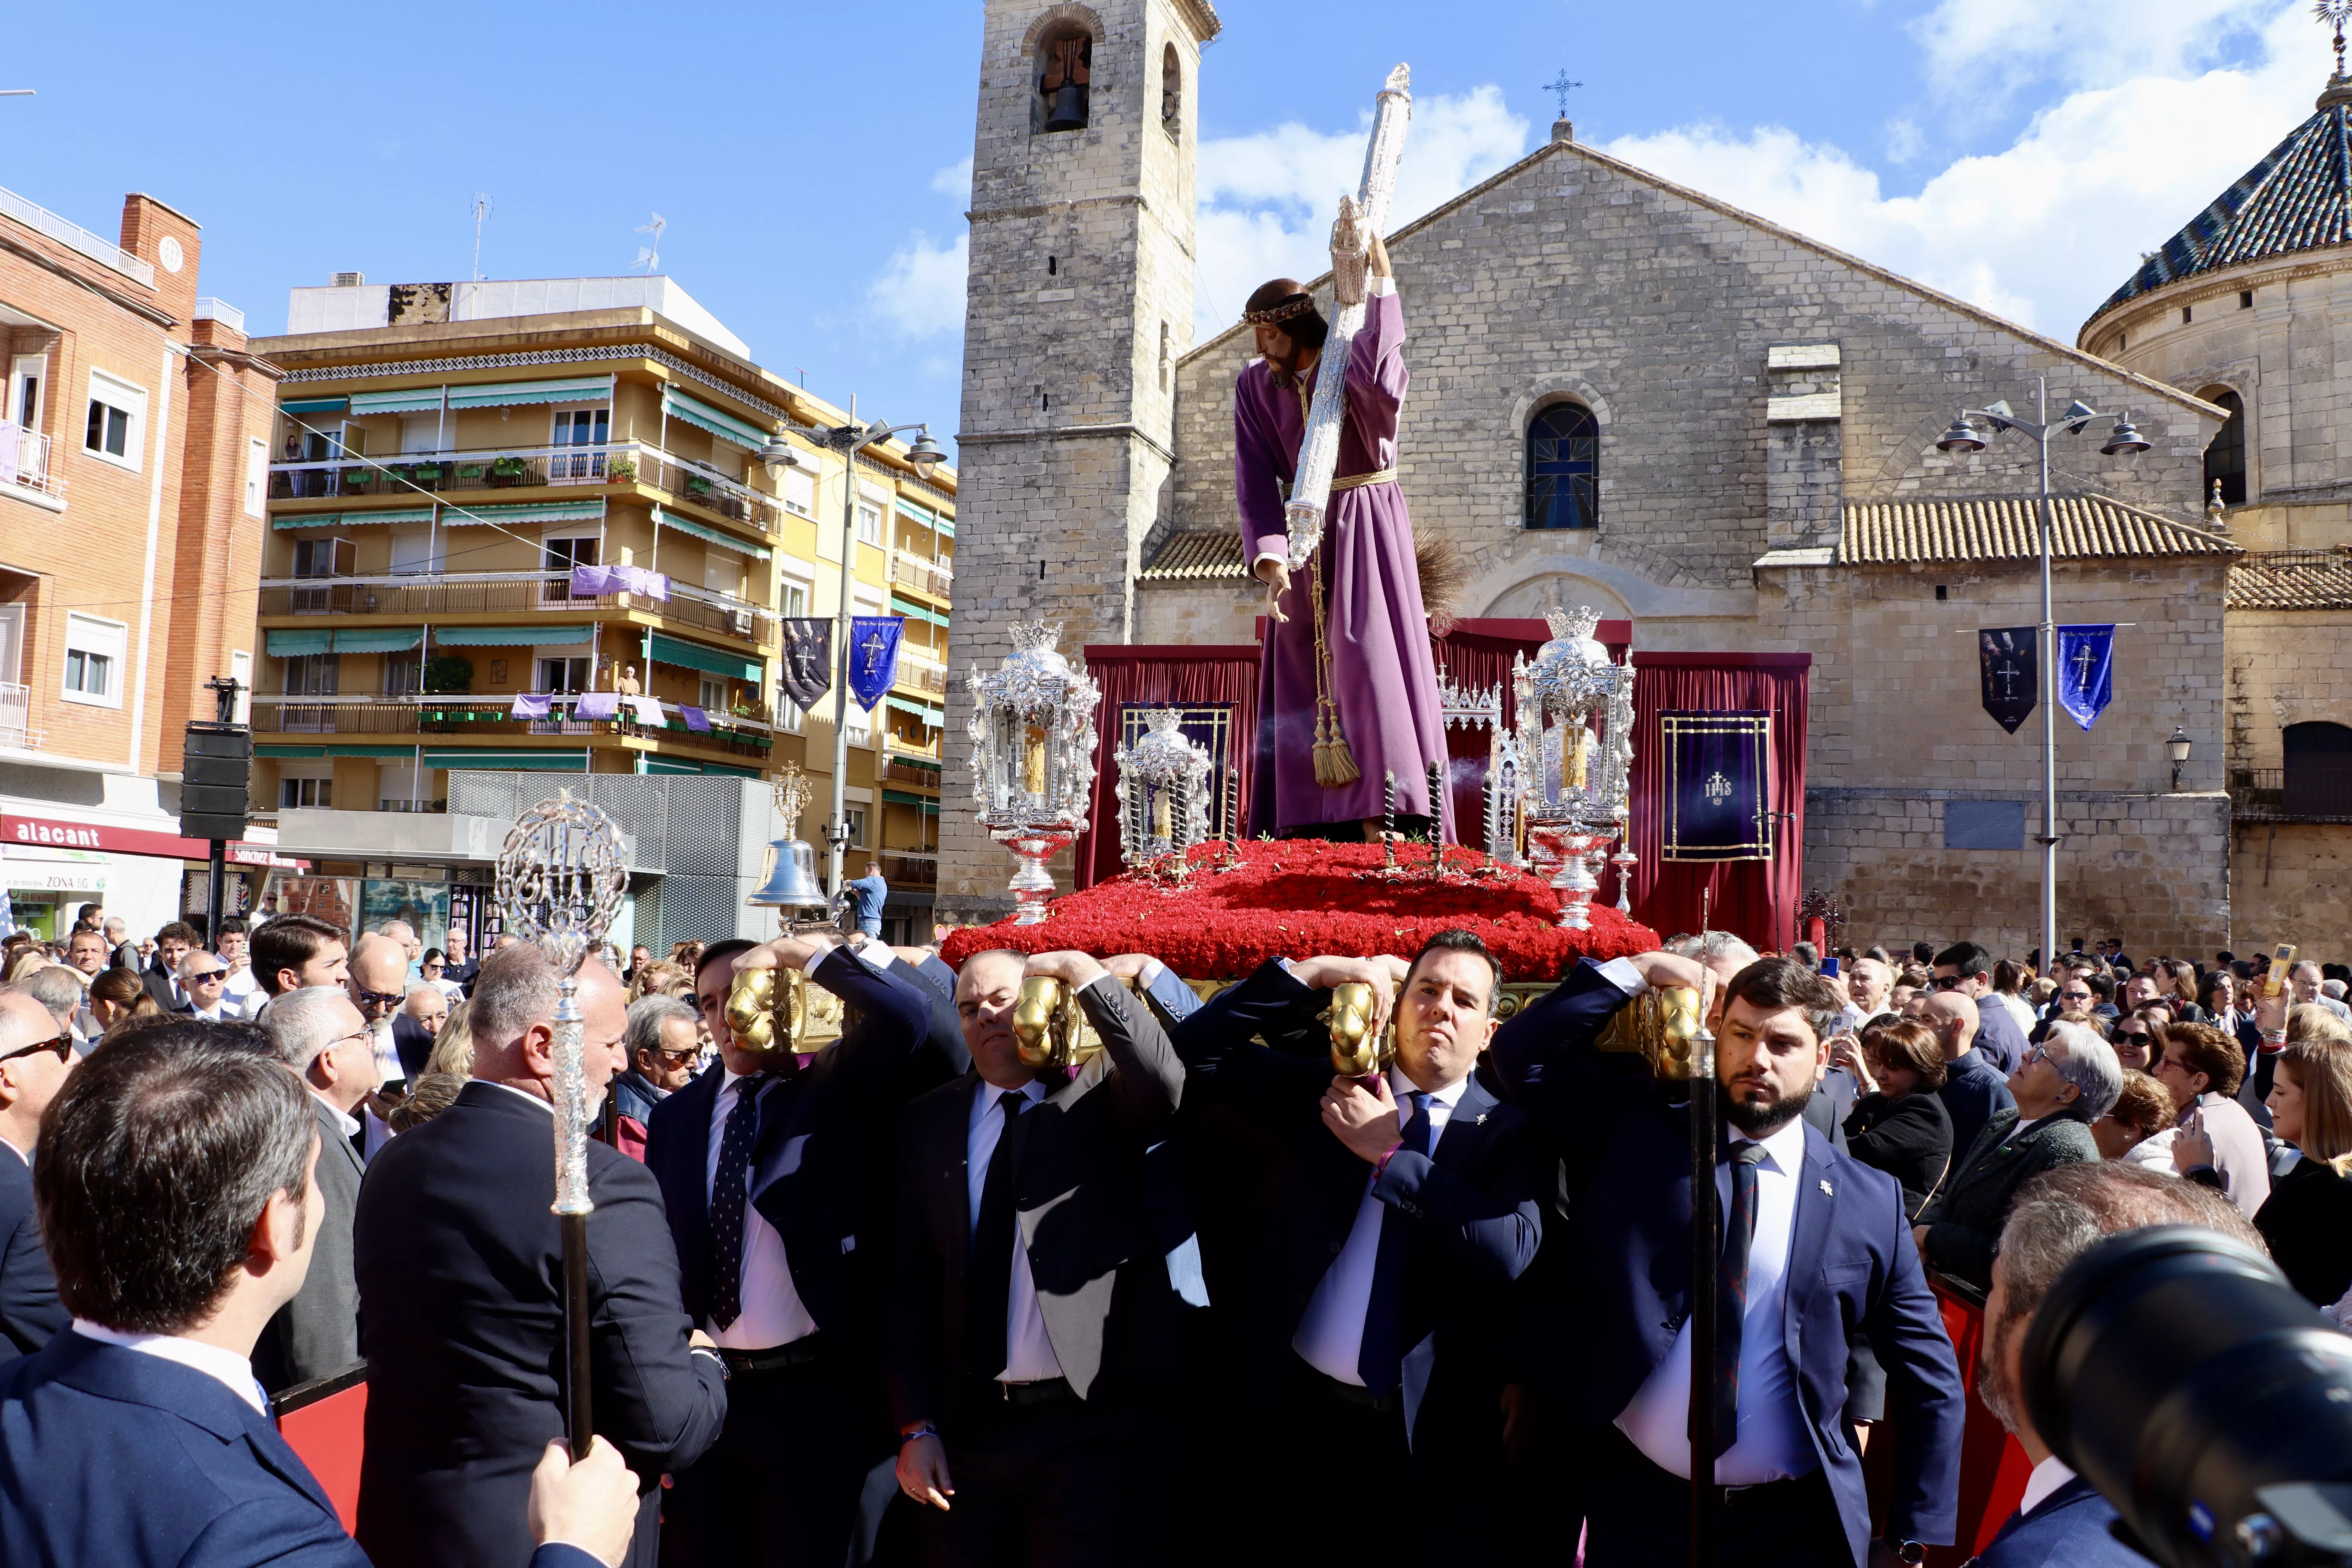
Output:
[900, 1423, 939, 1446]
[1895, 1542, 1926, 1565]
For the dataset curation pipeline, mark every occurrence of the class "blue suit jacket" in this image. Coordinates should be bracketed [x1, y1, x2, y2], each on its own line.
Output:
[1494, 959, 1965, 1562]
[1970, 1474, 2144, 1567]
[0, 1332, 596, 1568]
[0, 1148, 64, 1366]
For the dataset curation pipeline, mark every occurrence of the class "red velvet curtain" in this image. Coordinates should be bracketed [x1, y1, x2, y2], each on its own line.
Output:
[1075, 645, 1262, 889]
[1624, 654, 1812, 952]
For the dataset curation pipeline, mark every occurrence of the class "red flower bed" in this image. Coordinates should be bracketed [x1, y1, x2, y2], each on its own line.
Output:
[943, 839, 1660, 981]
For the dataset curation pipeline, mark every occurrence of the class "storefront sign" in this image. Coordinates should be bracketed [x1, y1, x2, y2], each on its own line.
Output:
[4, 812, 298, 868]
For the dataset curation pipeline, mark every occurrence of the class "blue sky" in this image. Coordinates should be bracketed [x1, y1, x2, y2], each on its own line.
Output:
[7, 0, 2327, 459]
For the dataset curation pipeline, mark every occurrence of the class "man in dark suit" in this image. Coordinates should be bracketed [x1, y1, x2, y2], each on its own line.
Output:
[0, 1020, 638, 1568]
[1968, 1161, 2262, 1567]
[644, 931, 943, 1568]
[252, 985, 377, 1394]
[891, 946, 1188, 1565]
[1921, 992, 2015, 1162]
[143, 921, 198, 1013]
[0, 989, 71, 1364]
[1495, 951, 1965, 1568]
[1165, 931, 1541, 1566]
[356, 943, 728, 1568]
[1932, 942, 2026, 1076]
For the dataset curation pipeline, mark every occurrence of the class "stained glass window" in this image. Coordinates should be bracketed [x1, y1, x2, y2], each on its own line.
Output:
[1526, 403, 1598, 530]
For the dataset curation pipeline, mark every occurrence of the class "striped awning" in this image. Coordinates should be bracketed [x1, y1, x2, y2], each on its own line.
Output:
[265, 629, 332, 656]
[890, 596, 948, 629]
[280, 396, 348, 414]
[421, 749, 590, 771]
[273, 506, 436, 530]
[660, 387, 771, 450]
[647, 631, 762, 683]
[886, 695, 945, 726]
[430, 624, 591, 647]
[443, 499, 606, 528]
[333, 628, 424, 653]
[653, 505, 770, 560]
[445, 375, 614, 410]
[349, 387, 447, 416]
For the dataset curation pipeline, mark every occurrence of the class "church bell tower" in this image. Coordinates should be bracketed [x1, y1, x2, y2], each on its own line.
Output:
[938, 0, 1221, 918]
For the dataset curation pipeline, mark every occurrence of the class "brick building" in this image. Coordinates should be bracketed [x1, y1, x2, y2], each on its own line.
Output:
[0, 183, 283, 941]
[942, 3, 2243, 956]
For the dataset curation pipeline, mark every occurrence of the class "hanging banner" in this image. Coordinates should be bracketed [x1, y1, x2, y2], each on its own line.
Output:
[1660, 710, 1774, 862]
[848, 616, 905, 711]
[2056, 624, 2116, 731]
[779, 618, 833, 710]
[1978, 626, 2038, 735]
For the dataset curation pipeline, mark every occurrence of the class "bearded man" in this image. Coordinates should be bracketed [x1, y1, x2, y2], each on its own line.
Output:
[1236, 227, 1448, 842]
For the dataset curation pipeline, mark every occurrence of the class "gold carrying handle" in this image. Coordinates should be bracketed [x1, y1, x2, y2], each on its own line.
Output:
[1326, 980, 1396, 1078]
[724, 964, 846, 1058]
[1594, 984, 1706, 1080]
[1013, 975, 1103, 1071]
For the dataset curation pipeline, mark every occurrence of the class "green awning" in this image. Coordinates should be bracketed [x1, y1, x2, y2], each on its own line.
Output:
[332, 628, 423, 653]
[647, 632, 762, 683]
[349, 388, 446, 416]
[652, 506, 770, 559]
[265, 629, 333, 656]
[272, 512, 340, 532]
[660, 387, 771, 450]
[639, 757, 761, 778]
[443, 499, 606, 528]
[882, 789, 940, 806]
[328, 744, 426, 758]
[432, 624, 591, 647]
[256, 745, 327, 758]
[281, 396, 348, 414]
[421, 749, 590, 771]
[891, 596, 949, 629]
[896, 498, 936, 528]
[445, 375, 614, 410]
[886, 695, 945, 726]
[299, 505, 434, 527]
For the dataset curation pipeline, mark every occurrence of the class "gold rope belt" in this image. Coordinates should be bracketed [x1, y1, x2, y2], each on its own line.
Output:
[1329, 468, 1397, 491]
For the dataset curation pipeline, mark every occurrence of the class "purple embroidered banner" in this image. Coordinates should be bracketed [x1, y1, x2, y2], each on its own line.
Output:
[1659, 709, 1774, 862]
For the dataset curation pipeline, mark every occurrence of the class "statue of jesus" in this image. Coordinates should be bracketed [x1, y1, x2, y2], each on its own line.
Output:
[1235, 229, 1450, 842]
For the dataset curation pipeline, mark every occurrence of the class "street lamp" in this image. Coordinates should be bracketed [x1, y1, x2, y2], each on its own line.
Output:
[2169, 726, 2192, 792]
[1935, 377, 2147, 971]
[759, 435, 802, 483]
[798, 416, 941, 894]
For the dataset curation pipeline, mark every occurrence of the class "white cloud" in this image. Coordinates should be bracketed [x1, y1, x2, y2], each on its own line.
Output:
[1913, 0, 2276, 113]
[931, 156, 973, 203]
[1193, 85, 1530, 334]
[867, 230, 969, 339]
[1601, 0, 2324, 336]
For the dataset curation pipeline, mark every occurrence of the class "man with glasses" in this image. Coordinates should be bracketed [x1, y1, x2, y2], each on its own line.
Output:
[1930, 942, 2024, 1075]
[175, 952, 239, 1023]
[346, 934, 412, 1094]
[614, 996, 699, 1162]
[252, 987, 378, 1394]
[0, 988, 74, 1366]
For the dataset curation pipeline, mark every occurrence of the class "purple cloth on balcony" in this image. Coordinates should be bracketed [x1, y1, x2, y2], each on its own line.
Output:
[510, 692, 552, 720]
[569, 564, 616, 597]
[627, 696, 667, 728]
[680, 706, 713, 733]
[619, 564, 669, 601]
[573, 692, 620, 720]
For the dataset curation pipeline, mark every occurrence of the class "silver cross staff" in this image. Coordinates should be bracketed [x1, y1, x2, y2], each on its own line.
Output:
[494, 787, 627, 1454]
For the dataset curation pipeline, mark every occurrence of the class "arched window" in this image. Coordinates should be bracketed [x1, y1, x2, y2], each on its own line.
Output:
[1034, 28, 1092, 134]
[2284, 720, 2352, 816]
[2202, 386, 2246, 506]
[1525, 403, 1598, 530]
[1161, 43, 1181, 139]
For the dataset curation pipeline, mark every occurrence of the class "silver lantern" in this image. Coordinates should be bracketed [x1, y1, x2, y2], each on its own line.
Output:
[1512, 606, 1635, 930]
[967, 621, 1102, 924]
[1113, 708, 1212, 873]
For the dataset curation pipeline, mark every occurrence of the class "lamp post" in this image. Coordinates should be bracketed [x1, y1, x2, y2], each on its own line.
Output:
[2169, 726, 2192, 793]
[1935, 377, 2148, 971]
[778, 419, 947, 895]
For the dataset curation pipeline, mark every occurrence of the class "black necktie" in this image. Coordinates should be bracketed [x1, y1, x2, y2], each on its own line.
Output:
[1357, 1091, 1433, 1394]
[964, 1090, 1030, 1381]
[1710, 1141, 1769, 1458]
[706, 1076, 766, 1331]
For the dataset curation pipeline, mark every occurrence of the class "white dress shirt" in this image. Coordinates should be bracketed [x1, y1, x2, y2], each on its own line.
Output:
[967, 1076, 1062, 1383]
[705, 1068, 816, 1350]
[221, 965, 263, 1016]
[1292, 1068, 1471, 1387]
[1617, 1112, 1816, 1484]
[73, 1320, 267, 1415]
[309, 1089, 361, 1138]
[2014, 1453, 2077, 1519]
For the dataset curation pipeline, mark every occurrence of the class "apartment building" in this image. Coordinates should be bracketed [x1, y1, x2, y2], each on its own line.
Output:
[0, 183, 288, 941]
[246, 274, 954, 949]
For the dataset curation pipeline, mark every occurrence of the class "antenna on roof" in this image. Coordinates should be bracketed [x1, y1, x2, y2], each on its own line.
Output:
[2320, 0, 2352, 78]
[470, 193, 494, 282]
[633, 212, 666, 274]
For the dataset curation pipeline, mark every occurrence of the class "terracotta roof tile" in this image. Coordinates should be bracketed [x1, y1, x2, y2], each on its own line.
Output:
[1140, 532, 1249, 581]
[2227, 548, 2352, 610]
[1838, 495, 2239, 566]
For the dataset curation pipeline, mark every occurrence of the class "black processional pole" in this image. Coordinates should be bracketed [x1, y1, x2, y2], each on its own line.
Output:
[1688, 999, 1721, 1565]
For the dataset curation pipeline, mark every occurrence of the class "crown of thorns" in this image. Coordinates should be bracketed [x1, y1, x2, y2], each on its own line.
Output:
[1243, 294, 1317, 326]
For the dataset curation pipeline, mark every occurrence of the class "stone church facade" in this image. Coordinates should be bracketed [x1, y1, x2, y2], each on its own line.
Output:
[944, 0, 2245, 956]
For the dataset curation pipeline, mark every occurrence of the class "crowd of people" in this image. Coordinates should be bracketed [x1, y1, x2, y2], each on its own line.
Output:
[0, 897, 2345, 1568]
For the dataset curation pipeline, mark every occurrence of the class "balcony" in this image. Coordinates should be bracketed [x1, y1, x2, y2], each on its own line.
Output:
[0, 423, 64, 509]
[268, 440, 782, 534]
[882, 755, 942, 789]
[880, 851, 938, 889]
[895, 655, 948, 697]
[2230, 766, 2352, 822]
[883, 731, 942, 761]
[249, 693, 779, 761]
[0, 682, 41, 750]
[889, 553, 953, 600]
[256, 571, 773, 645]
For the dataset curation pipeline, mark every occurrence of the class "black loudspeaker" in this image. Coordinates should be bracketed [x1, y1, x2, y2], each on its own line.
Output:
[181, 722, 252, 842]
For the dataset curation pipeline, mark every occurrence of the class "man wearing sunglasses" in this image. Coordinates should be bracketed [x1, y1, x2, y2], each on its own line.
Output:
[1929, 943, 2024, 1076]
[0, 989, 74, 1366]
[174, 953, 240, 1024]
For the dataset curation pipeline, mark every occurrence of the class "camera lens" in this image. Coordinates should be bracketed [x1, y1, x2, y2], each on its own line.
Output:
[2020, 1225, 2352, 1567]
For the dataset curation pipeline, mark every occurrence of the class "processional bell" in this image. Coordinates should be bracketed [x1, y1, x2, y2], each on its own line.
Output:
[750, 838, 827, 916]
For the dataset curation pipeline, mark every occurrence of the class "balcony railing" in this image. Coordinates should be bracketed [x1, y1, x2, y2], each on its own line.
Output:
[0, 423, 63, 505]
[256, 571, 773, 644]
[883, 732, 942, 760]
[889, 554, 953, 599]
[248, 693, 779, 760]
[0, 681, 41, 750]
[2230, 765, 2352, 822]
[268, 440, 782, 533]
[881, 852, 938, 888]
[896, 657, 948, 696]
[882, 755, 942, 789]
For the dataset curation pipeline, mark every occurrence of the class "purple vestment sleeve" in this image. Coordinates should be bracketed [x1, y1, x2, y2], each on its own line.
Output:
[1235, 372, 1289, 564]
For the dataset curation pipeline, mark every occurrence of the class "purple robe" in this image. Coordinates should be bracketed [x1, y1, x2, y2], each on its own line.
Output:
[1235, 286, 1451, 838]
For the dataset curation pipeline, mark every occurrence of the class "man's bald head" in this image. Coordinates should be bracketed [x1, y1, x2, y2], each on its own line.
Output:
[1921, 991, 1979, 1060]
[403, 983, 448, 1033]
[348, 934, 409, 994]
[0, 991, 55, 1053]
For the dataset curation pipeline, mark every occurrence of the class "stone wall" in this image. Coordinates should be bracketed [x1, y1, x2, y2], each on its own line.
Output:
[2226, 610, 2352, 770]
[2229, 820, 2352, 949]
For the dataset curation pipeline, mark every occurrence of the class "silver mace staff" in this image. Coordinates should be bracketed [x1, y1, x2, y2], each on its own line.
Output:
[495, 787, 627, 1455]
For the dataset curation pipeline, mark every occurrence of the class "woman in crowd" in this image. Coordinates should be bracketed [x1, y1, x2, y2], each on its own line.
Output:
[1988, 958, 2038, 1038]
[2092, 1069, 2174, 1166]
[2250, 1038, 2352, 1306]
[423, 999, 474, 1078]
[2112, 1008, 2165, 1072]
[3, 950, 46, 984]
[626, 960, 692, 1003]
[87, 967, 160, 1037]
[420, 948, 466, 1006]
[2160, 958, 2207, 1022]
[1835, 1018, 1954, 1220]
